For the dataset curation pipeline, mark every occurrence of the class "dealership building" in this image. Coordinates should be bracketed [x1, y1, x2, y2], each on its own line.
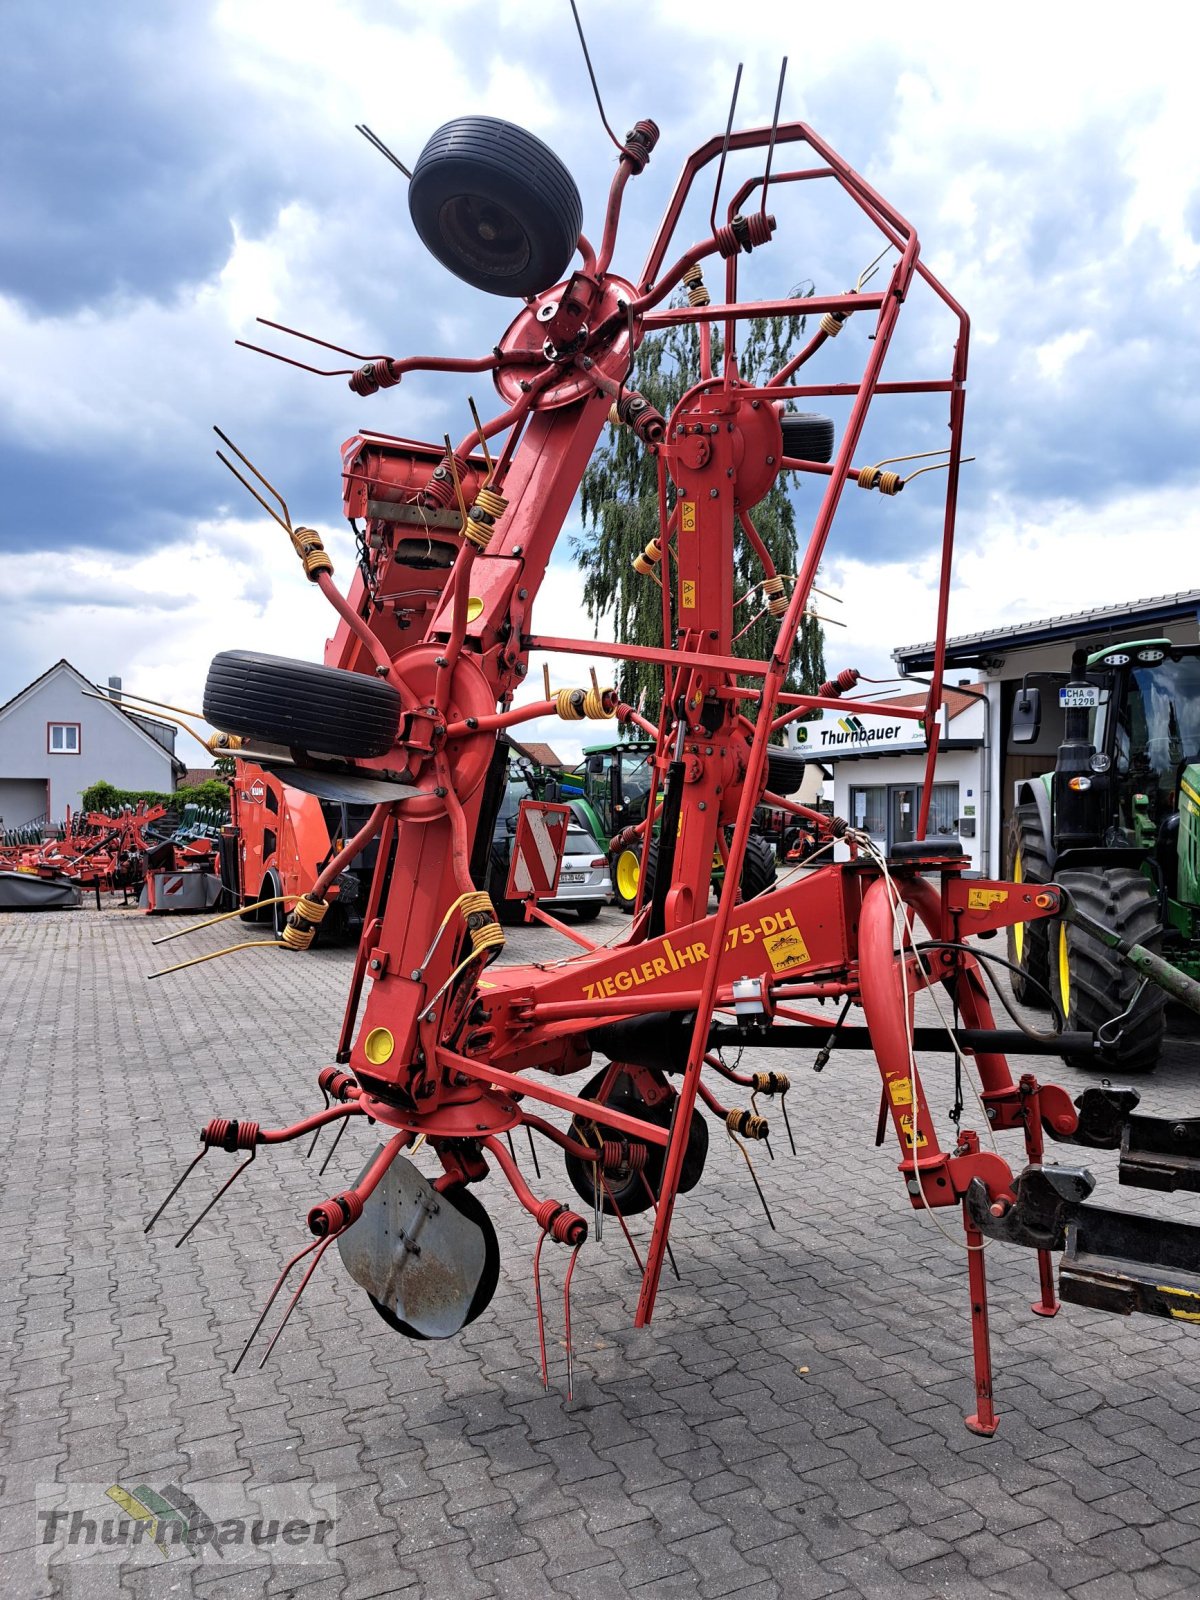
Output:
[799, 590, 1200, 875]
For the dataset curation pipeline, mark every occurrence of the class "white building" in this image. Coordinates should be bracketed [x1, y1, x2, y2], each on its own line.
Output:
[0, 660, 183, 830]
[796, 689, 987, 868]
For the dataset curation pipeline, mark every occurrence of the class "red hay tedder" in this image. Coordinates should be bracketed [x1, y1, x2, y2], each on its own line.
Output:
[147, 67, 1200, 1432]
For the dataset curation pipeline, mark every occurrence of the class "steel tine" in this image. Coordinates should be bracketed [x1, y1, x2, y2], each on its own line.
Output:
[232, 1236, 322, 1373]
[780, 1093, 797, 1158]
[637, 1172, 681, 1280]
[601, 1172, 643, 1273]
[306, 1092, 331, 1159]
[567, 0, 622, 152]
[710, 63, 743, 234]
[564, 1241, 584, 1400]
[175, 1152, 256, 1248]
[760, 57, 788, 219]
[533, 1230, 550, 1390]
[525, 1124, 541, 1181]
[728, 1130, 776, 1231]
[258, 1235, 337, 1369]
[317, 1114, 350, 1178]
[505, 1129, 518, 1165]
[144, 1148, 208, 1235]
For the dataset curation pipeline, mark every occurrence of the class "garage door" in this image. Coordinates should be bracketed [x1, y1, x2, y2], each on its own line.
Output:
[0, 779, 49, 833]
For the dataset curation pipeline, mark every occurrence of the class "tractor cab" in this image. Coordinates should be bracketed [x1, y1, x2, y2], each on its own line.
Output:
[578, 741, 656, 841]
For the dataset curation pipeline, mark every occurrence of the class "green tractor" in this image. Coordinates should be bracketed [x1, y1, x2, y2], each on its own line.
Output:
[566, 739, 804, 913]
[1007, 638, 1200, 1073]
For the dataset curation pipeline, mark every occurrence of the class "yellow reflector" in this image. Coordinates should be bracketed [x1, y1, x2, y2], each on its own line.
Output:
[363, 1027, 395, 1065]
[466, 596, 484, 622]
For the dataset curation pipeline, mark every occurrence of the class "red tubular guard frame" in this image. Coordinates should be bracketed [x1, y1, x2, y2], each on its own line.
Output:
[181, 106, 1087, 1426]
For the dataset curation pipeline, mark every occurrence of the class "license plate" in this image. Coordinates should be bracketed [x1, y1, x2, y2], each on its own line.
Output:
[1059, 685, 1099, 708]
[560, 873, 586, 884]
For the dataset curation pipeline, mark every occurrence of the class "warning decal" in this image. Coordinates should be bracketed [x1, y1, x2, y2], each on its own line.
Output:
[887, 1076, 913, 1107]
[680, 501, 697, 532]
[968, 887, 1008, 910]
[762, 926, 812, 973]
[898, 1113, 928, 1149]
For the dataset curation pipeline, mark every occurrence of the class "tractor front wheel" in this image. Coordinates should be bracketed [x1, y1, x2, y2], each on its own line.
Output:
[1006, 801, 1052, 1008]
[612, 843, 642, 914]
[1050, 867, 1165, 1074]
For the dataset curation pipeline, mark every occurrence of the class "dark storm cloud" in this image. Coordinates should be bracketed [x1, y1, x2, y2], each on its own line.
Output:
[0, 1, 1195, 586]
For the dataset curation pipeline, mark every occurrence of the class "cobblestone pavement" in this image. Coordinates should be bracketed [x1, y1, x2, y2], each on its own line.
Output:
[3, 896, 1200, 1600]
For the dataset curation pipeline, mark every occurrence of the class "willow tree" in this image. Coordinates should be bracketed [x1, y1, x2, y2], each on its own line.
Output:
[575, 301, 826, 723]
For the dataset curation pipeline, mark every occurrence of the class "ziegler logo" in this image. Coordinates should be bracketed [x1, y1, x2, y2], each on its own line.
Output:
[580, 908, 812, 1000]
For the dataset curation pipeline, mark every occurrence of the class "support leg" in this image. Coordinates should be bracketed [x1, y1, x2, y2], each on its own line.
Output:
[1019, 1076, 1060, 1318]
[963, 1208, 998, 1436]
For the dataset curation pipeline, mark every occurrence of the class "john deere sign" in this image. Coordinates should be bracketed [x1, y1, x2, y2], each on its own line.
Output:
[794, 706, 946, 755]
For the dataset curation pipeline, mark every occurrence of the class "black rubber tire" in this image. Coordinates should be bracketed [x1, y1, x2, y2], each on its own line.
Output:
[780, 412, 835, 463]
[1005, 801, 1052, 1009]
[487, 842, 525, 926]
[368, 1185, 500, 1340]
[765, 746, 808, 797]
[643, 832, 776, 904]
[564, 1066, 709, 1216]
[740, 833, 778, 901]
[267, 871, 286, 939]
[204, 651, 402, 760]
[574, 902, 603, 922]
[1050, 867, 1165, 1075]
[408, 117, 583, 298]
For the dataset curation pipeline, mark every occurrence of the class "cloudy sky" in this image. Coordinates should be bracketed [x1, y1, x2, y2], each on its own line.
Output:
[2, 0, 1197, 766]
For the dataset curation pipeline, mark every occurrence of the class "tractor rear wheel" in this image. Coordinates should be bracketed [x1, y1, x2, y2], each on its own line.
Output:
[1050, 867, 1165, 1074]
[204, 651, 402, 760]
[1006, 801, 1052, 1008]
[780, 412, 836, 463]
[564, 1066, 709, 1216]
[408, 117, 583, 298]
[739, 833, 778, 900]
[642, 832, 777, 905]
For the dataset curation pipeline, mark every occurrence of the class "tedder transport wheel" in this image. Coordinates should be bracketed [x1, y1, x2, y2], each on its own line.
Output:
[204, 650, 402, 760]
[612, 843, 642, 914]
[780, 412, 836, 463]
[368, 1185, 500, 1339]
[565, 1067, 709, 1217]
[408, 117, 583, 298]
[1051, 867, 1166, 1074]
[1006, 801, 1053, 1008]
[765, 746, 808, 797]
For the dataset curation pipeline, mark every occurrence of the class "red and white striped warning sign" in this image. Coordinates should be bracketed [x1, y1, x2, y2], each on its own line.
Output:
[506, 801, 570, 901]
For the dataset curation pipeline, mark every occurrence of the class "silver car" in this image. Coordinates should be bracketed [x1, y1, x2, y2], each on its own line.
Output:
[546, 815, 611, 921]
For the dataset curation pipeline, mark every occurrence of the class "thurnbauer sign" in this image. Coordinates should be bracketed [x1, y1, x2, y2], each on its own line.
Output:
[793, 705, 947, 754]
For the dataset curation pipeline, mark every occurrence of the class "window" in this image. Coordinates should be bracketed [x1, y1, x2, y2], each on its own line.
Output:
[48, 723, 80, 754]
[849, 785, 886, 836]
[928, 782, 960, 836]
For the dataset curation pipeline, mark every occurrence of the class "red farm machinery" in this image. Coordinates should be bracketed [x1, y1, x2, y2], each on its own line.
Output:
[220, 759, 381, 942]
[147, 71, 1200, 1433]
